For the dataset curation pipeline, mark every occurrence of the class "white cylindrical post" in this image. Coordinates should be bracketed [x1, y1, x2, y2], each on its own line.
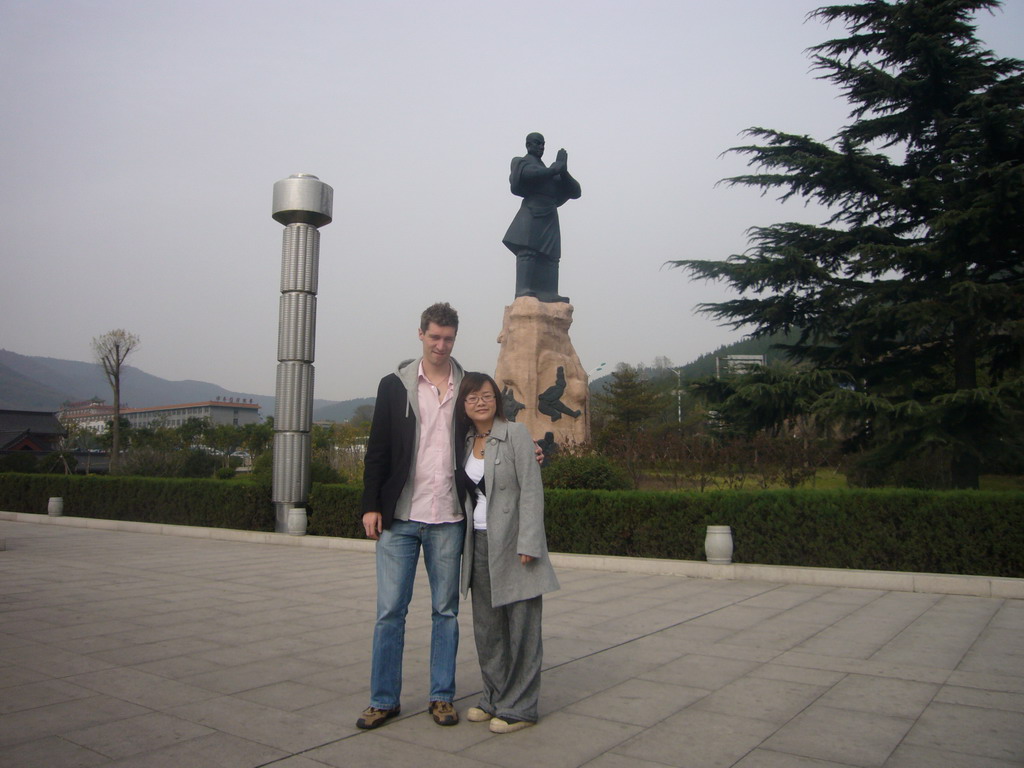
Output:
[705, 525, 734, 565]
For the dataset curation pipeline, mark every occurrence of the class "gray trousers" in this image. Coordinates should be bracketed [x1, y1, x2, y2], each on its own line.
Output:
[471, 530, 543, 722]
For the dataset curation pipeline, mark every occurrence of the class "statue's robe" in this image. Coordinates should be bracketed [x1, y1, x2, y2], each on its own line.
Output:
[502, 154, 581, 262]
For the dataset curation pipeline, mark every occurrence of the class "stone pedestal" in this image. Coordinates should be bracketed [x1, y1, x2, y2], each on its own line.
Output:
[494, 297, 590, 449]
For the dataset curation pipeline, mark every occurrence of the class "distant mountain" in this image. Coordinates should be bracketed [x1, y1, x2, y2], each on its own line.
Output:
[3, 335, 798, 422]
[0, 349, 369, 422]
[312, 399, 375, 423]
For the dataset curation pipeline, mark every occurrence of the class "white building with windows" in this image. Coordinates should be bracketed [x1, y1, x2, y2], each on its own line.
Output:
[123, 399, 261, 429]
[59, 398, 262, 431]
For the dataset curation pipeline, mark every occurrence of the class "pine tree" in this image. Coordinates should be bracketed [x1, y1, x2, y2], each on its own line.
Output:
[670, 0, 1024, 488]
[594, 364, 668, 429]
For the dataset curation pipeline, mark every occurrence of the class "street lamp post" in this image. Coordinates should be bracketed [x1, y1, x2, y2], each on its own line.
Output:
[674, 367, 683, 424]
[270, 173, 333, 533]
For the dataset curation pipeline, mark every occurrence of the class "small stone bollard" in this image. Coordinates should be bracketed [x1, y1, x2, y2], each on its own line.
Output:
[286, 507, 307, 536]
[704, 525, 733, 564]
[47, 497, 64, 517]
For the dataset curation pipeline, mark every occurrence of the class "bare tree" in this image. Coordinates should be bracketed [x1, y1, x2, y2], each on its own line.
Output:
[92, 329, 140, 472]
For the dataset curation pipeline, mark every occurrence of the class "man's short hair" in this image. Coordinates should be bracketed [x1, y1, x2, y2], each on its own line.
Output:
[420, 302, 459, 332]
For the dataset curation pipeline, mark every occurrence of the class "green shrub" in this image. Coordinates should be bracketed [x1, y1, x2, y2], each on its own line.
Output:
[3, 474, 1021, 578]
[0, 473, 273, 531]
[180, 450, 218, 478]
[846, 447, 953, 489]
[311, 461, 344, 485]
[214, 466, 237, 480]
[0, 453, 38, 473]
[306, 483, 363, 537]
[542, 455, 631, 490]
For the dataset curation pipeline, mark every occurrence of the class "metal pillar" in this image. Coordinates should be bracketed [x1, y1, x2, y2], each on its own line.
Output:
[271, 173, 333, 532]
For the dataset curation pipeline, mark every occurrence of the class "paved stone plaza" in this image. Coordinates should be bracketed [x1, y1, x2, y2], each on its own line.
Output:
[0, 516, 1021, 767]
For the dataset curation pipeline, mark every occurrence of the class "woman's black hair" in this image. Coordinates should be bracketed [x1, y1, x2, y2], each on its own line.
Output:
[455, 371, 505, 438]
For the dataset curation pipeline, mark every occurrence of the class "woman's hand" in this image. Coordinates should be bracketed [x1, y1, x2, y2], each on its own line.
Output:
[520, 554, 535, 565]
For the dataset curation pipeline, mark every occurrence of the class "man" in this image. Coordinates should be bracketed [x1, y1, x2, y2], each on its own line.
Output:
[358, 302, 465, 730]
[502, 132, 582, 303]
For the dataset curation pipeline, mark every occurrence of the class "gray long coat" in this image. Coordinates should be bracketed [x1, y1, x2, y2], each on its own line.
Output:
[458, 420, 559, 607]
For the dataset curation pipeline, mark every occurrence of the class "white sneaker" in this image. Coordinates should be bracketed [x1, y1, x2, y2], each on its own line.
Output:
[466, 706, 492, 722]
[489, 717, 535, 734]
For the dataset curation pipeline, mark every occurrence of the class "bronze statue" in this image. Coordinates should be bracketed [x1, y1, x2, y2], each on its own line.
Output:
[502, 133, 581, 303]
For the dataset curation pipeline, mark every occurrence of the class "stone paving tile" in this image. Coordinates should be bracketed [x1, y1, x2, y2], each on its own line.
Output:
[769, 650, 954, 685]
[761, 704, 914, 767]
[62, 711, 215, 760]
[1, 519, 1021, 768]
[692, 675, 831, 724]
[884, 743, 1024, 768]
[101, 731, 289, 768]
[611, 707, 777, 768]
[461, 711, 642, 768]
[945, 669, 1024, 694]
[733, 750, 860, 767]
[724, 619, 828, 652]
[688, 604, 787, 630]
[637, 653, 762, 691]
[165, 695, 343, 754]
[2, 643, 117, 678]
[643, 622, 739, 648]
[0, 678, 96, 715]
[182, 655, 328, 694]
[933, 684, 1024, 713]
[694, 641, 783, 664]
[0, 664, 49, 689]
[580, 753, 677, 768]
[0, 734, 109, 768]
[248, 757, 332, 768]
[566, 677, 709, 725]
[901, 700, 1024, 763]
[748, 662, 846, 687]
[129, 652, 226, 680]
[735, 584, 830, 610]
[307, 732, 495, 768]
[234, 679, 341, 711]
[0, 694, 150, 748]
[814, 674, 940, 718]
[66, 666, 223, 709]
[93, 636, 230, 666]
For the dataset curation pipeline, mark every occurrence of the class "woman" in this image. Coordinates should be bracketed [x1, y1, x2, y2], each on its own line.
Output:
[455, 372, 559, 734]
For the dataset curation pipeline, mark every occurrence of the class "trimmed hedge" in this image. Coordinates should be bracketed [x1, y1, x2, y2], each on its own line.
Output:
[304, 486, 1023, 578]
[544, 488, 1024, 577]
[3, 474, 1022, 577]
[307, 484, 364, 538]
[0, 473, 274, 532]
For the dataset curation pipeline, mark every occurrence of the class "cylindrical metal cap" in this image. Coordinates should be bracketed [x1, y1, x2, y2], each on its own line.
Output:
[272, 173, 333, 227]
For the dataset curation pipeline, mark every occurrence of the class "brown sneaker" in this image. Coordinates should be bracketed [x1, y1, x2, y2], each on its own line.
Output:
[356, 705, 400, 730]
[429, 700, 459, 726]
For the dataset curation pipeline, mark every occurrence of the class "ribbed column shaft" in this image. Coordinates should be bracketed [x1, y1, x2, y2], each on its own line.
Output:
[273, 222, 318, 522]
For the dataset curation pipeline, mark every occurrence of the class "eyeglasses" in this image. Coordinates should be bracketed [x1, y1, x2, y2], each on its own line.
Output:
[465, 394, 496, 405]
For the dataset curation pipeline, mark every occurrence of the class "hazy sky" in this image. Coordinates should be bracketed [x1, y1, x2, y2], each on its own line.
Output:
[3, 0, 1022, 403]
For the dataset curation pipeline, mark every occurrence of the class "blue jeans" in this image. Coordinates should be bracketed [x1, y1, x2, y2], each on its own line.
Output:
[370, 518, 465, 709]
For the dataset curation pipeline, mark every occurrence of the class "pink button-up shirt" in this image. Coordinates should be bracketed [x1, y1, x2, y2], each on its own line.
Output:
[408, 361, 462, 524]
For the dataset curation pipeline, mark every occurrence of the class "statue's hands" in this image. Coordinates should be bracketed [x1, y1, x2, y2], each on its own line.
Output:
[551, 148, 568, 174]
